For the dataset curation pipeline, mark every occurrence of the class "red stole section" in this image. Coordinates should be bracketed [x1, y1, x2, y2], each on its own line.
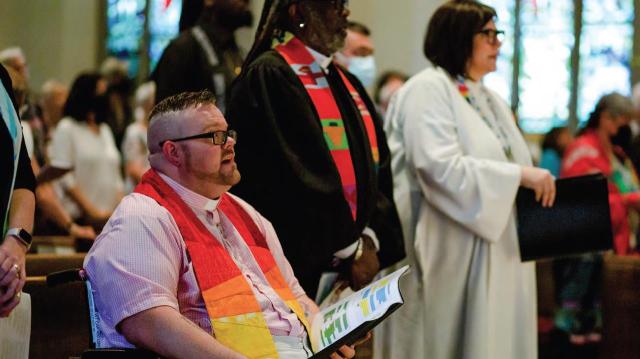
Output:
[274, 35, 379, 221]
[134, 169, 275, 295]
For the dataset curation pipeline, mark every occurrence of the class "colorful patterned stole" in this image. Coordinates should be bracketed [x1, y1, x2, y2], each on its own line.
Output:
[135, 170, 310, 358]
[274, 34, 379, 220]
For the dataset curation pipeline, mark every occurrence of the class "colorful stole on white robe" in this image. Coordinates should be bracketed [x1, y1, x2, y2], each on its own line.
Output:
[274, 33, 379, 220]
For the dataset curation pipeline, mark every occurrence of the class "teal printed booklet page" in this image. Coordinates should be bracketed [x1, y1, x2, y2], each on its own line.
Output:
[309, 265, 409, 358]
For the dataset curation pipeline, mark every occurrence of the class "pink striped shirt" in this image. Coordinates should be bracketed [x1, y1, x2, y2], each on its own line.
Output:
[84, 173, 307, 348]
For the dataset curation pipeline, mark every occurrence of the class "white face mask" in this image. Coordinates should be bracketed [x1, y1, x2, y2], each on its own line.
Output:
[348, 55, 376, 88]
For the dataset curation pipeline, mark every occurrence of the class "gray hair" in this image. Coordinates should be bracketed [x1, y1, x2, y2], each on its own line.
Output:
[0, 47, 25, 65]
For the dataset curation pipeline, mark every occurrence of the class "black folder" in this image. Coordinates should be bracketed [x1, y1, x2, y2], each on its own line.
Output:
[516, 174, 613, 261]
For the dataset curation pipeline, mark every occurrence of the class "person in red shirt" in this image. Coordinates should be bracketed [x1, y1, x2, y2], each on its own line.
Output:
[557, 92, 638, 345]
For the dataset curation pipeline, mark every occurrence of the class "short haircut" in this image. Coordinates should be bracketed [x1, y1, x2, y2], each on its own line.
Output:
[63, 72, 102, 122]
[348, 21, 371, 36]
[148, 90, 216, 124]
[423, 0, 496, 78]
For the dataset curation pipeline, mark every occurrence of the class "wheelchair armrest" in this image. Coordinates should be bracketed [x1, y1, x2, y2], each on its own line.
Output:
[46, 268, 85, 286]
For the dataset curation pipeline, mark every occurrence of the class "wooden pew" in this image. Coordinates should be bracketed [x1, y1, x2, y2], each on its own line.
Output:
[601, 254, 640, 359]
[23, 276, 91, 359]
[26, 253, 86, 277]
[31, 236, 76, 254]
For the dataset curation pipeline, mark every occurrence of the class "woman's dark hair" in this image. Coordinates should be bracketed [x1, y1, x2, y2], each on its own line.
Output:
[63, 72, 102, 122]
[541, 127, 568, 154]
[584, 92, 634, 130]
[423, 0, 496, 78]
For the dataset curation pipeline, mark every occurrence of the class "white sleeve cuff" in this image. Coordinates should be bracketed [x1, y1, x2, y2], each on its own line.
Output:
[361, 227, 380, 251]
[333, 227, 380, 259]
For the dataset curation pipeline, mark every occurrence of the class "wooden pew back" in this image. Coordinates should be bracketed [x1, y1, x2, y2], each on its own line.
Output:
[601, 254, 640, 359]
[23, 276, 92, 359]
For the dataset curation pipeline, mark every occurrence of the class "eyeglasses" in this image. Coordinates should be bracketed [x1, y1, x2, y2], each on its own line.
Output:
[159, 129, 237, 147]
[477, 29, 505, 45]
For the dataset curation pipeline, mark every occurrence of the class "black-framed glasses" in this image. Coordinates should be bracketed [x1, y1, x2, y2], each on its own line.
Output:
[477, 29, 505, 45]
[159, 129, 237, 147]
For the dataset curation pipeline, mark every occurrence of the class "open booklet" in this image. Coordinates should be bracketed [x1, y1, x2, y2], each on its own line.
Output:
[308, 265, 409, 358]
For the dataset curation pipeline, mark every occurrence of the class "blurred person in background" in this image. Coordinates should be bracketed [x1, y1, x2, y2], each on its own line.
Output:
[152, 0, 253, 111]
[335, 21, 376, 90]
[5, 70, 95, 241]
[37, 73, 124, 232]
[0, 47, 28, 82]
[101, 57, 134, 149]
[373, 70, 408, 119]
[539, 126, 573, 177]
[557, 92, 640, 345]
[122, 81, 155, 192]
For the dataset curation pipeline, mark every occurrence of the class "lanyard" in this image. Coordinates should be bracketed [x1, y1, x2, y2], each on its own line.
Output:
[456, 76, 513, 161]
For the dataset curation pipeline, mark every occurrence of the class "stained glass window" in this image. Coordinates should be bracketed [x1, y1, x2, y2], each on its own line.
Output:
[518, 0, 574, 134]
[149, 0, 182, 72]
[106, 0, 182, 78]
[106, 0, 146, 78]
[484, 0, 515, 105]
[482, 0, 635, 134]
[578, 0, 633, 125]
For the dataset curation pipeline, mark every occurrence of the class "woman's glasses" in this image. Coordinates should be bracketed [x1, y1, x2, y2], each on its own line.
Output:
[477, 29, 505, 45]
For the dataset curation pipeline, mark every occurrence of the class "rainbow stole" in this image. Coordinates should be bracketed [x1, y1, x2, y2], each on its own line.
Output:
[135, 170, 310, 358]
[274, 34, 379, 220]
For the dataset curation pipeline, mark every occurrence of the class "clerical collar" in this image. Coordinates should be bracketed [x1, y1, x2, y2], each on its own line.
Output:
[306, 46, 333, 73]
[158, 172, 219, 213]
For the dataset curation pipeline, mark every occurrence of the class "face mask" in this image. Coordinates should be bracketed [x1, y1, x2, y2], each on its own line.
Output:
[348, 55, 376, 88]
[612, 124, 632, 150]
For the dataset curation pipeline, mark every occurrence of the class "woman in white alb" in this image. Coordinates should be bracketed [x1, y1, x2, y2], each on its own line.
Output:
[375, 1, 555, 358]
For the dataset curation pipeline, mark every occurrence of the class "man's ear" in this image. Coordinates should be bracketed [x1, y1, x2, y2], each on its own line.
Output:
[162, 142, 183, 167]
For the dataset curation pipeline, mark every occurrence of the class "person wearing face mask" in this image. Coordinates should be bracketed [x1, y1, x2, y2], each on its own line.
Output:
[557, 93, 639, 345]
[334, 21, 376, 90]
[373, 70, 408, 119]
[37, 73, 124, 232]
[152, 0, 253, 112]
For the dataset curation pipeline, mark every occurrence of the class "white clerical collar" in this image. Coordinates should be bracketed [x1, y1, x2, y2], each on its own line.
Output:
[158, 172, 219, 213]
[306, 46, 334, 73]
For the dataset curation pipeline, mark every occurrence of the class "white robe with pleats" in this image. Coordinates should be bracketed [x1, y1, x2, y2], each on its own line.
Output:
[374, 67, 537, 359]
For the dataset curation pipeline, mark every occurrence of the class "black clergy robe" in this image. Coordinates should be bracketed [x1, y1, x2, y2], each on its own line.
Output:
[151, 19, 244, 108]
[227, 50, 405, 296]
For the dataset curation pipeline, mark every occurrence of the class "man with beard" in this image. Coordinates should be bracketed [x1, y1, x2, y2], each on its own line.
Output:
[84, 91, 360, 358]
[226, 0, 405, 297]
[152, 0, 253, 112]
